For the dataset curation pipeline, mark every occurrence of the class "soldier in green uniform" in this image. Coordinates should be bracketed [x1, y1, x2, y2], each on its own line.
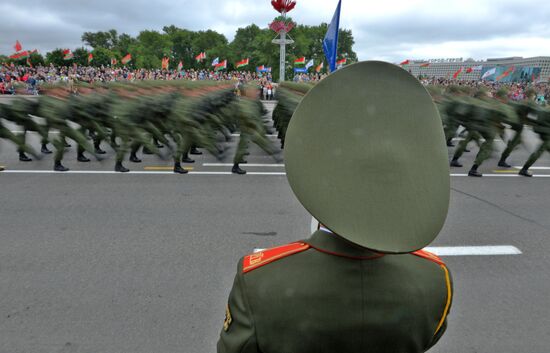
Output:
[518, 105, 550, 177]
[0, 98, 43, 162]
[38, 95, 94, 172]
[218, 62, 453, 353]
[498, 88, 536, 168]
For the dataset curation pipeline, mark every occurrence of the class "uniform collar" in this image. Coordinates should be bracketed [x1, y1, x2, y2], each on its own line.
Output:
[304, 229, 384, 260]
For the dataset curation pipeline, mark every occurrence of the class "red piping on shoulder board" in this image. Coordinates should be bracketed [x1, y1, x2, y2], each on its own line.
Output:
[243, 242, 310, 273]
[412, 249, 446, 266]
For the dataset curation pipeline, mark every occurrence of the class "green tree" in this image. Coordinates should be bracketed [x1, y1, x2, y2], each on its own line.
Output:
[230, 24, 262, 71]
[113, 33, 137, 58]
[130, 30, 172, 69]
[81, 29, 118, 49]
[163, 25, 197, 69]
[193, 30, 228, 70]
[28, 52, 45, 67]
[73, 47, 90, 66]
[91, 47, 115, 67]
[46, 49, 68, 66]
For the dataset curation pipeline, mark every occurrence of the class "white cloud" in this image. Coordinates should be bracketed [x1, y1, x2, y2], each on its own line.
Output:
[1, 0, 549, 62]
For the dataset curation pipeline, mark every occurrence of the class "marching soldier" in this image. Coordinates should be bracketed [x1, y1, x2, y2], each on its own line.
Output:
[518, 105, 550, 176]
[499, 88, 536, 168]
[218, 62, 453, 353]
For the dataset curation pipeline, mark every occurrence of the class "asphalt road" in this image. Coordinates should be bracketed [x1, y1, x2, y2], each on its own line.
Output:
[1, 101, 550, 353]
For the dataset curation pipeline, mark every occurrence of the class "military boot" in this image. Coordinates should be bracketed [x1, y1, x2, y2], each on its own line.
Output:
[232, 163, 246, 175]
[19, 152, 32, 162]
[94, 142, 106, 154]
[518, 168, 532, 177]
[54, 161, 69, 172]
[41, 144, 53, 154]
[115, 161, 129, 173]
[174, 162, 188, 174]
[450, 158, 462, 167]
[498, 159, 511, 168]
[468, 164, 482, 177]
[77, 153, 90, 162]
[190, 146, 202, 155]
[182, 153, 195, 163]
[142, 146, 153, 155]
[129, 153, 142, 163]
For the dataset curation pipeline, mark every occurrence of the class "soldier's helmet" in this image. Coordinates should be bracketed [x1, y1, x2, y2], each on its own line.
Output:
[284, 61, 450, 253]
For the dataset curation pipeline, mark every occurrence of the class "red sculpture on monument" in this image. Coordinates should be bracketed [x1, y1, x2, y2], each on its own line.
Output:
[269, 0, 296, 82]
[271, 0, 296, 13]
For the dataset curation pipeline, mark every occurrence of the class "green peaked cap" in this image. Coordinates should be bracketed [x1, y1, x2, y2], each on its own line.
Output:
[284, 61, 450, 253]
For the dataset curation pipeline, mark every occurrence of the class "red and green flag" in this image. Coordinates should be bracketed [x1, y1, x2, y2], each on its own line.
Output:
[452, 67, 463, 79]
[195, 52, 206, 62]
[336, 58, 347, 67]
[14, 40, 22, 52]
[177, 61, 183, 71]
[26, 57, 32, 67]
[9, 50, 29, 60]
[294, 57, 306, 65]
[63, 49, 74, 60]
[496, 66, 515, 81]
[236, 58, 249, 68]
[161, 57, 169, 70]
[399, 59, 410, 66]
[111, 58, 117, 66]
[87, 53, 93, 64]
[121, 54, 132, 65]
[315, 62, 324, 73]
[214, 59, 227, 71]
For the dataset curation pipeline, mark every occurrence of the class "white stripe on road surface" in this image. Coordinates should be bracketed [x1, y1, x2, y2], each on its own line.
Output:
[9, 130, 60, 134]
[424, 245, 522, 256]
[230, 133, 278, 137]
[0, 170, 286, 176]
[203, 163, 284, 167]
[450, 173, 550, 177]
[1, 170, 549, 177]
[306, 217, 521, 256]
[253, 245, 522, 256]
[513, 166, 550, 170]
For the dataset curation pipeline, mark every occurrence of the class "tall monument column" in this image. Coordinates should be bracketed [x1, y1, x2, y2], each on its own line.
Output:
[269, 1, 297, 82]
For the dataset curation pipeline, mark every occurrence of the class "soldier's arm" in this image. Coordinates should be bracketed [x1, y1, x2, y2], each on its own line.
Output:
[217, 259, 258, 353]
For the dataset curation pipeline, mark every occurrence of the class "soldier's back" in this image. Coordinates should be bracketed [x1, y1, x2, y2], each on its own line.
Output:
[219, 230, 452, 353]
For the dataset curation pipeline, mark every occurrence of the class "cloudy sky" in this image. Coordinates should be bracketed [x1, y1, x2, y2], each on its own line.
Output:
[1, 0, 549, 63]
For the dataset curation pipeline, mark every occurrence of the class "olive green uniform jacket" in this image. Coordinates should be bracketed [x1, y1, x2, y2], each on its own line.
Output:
[218, 230, 453, 353]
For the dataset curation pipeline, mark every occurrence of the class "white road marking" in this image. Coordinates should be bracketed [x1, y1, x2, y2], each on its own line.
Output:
[1, 170, 548, 177]
[450, 173, 550, 177]
[9, 130, 60, 134]
[424, 245, 522, 256]
[230, 133, 278, 137]
[305, 217, 521, 256]
[0, 170, 286, 176]
[203, 163, 284, 167]
[253, 245, 522, 256]
[513, 166, 550, 170]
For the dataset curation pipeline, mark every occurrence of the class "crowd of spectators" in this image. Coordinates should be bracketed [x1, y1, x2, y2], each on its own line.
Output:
[420, 77, 550, 104]
[2, 63, 549, 104]
[292, 72, 327, 82]
[0, 63, 274, 95]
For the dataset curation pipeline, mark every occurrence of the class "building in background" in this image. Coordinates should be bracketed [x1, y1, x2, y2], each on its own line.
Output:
[403, 56, 550, 83]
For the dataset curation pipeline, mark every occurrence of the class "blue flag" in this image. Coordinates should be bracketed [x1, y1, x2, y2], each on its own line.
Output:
[294, 67, 308, 73]
[323, 0, 341, 73]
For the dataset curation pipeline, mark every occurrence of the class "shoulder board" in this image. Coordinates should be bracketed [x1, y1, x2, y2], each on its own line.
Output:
[242, 242, 310, 273]
[411, 249, 446, 266]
